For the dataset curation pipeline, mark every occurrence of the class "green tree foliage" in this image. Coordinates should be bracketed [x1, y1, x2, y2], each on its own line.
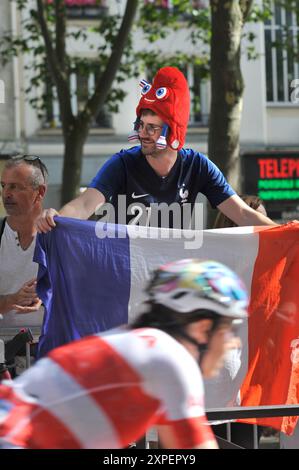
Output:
[0, 1, 297, 204]
[1, 0, 139, 203]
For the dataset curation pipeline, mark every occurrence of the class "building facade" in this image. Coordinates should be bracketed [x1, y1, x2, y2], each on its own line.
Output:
[0, 0, 298, 221]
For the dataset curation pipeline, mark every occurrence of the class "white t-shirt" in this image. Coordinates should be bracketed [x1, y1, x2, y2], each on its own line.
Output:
[0, 222, 44, 330]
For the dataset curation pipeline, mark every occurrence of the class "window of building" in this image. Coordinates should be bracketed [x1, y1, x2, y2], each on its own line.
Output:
[61, 0, 108, 19]
[144, 0, 170, 7]
[144, 0, 207, 9]
[264, 2, 299, 103]
[44, 66, 111, 129]
[185, 64, 209, 126]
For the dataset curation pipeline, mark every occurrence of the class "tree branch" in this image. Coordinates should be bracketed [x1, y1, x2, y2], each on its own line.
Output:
[36, 0, 73, 132]
[55, 0, 66, 69]
[240, 0, 255, 23]
[36, 0, 61, 81]
[83, 0, 138, 121]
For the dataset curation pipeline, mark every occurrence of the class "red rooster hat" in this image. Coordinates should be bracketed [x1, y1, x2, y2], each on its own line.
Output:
[128, 67, 190, 151]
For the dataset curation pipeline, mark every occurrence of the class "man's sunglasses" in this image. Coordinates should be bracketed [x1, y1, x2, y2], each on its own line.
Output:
[12, 154, 48, 182]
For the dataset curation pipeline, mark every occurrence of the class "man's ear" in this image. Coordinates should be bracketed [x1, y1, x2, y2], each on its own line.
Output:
[37, 184, 47, 199]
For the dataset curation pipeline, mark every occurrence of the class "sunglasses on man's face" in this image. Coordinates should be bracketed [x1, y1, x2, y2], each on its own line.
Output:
[12, 154, 48, 182]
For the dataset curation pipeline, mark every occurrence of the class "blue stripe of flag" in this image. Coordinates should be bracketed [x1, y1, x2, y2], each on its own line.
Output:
[34, 218, 131, 358]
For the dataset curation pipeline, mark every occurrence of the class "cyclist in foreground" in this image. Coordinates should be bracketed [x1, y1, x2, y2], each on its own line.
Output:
[0, 259, 248, 449]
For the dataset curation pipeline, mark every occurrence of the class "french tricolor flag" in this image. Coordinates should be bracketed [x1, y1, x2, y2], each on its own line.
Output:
[35, 218, 299, 434]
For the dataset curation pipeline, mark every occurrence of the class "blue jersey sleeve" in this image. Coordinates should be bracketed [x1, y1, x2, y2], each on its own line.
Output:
[199, 154, 235, 208]
[88, 152, 126, 202]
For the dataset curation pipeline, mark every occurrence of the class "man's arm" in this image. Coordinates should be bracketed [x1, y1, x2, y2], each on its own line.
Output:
[36, 188, 106, 233]
[217, 194, 277, 227]
[0, 279, 42, 314]
[0, 294, 16, 314]
[60, 188, 106, 219]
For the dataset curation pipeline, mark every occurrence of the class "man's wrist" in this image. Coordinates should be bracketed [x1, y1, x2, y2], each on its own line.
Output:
[0, 293, 16, 314]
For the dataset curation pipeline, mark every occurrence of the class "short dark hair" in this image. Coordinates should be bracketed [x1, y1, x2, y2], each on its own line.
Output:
[140, 108, 158, 117]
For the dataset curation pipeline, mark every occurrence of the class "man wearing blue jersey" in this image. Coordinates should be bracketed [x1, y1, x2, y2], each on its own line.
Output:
[37, 67, 275, 232]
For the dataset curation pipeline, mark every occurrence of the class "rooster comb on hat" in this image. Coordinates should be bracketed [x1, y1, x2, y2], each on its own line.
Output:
[128, 67, 190, 151]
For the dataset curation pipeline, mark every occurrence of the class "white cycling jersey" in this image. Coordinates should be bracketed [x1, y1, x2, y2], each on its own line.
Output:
[0, 327, 214, 448]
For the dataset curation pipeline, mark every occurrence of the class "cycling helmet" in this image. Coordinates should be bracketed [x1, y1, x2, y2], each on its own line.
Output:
[147, 259, 248, 320]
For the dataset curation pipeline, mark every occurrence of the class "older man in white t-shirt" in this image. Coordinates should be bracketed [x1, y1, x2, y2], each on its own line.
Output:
[0, 155, 48, 348]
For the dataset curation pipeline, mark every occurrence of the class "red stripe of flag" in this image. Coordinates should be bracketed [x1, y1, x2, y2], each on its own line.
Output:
[240, 222, 299, 434]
